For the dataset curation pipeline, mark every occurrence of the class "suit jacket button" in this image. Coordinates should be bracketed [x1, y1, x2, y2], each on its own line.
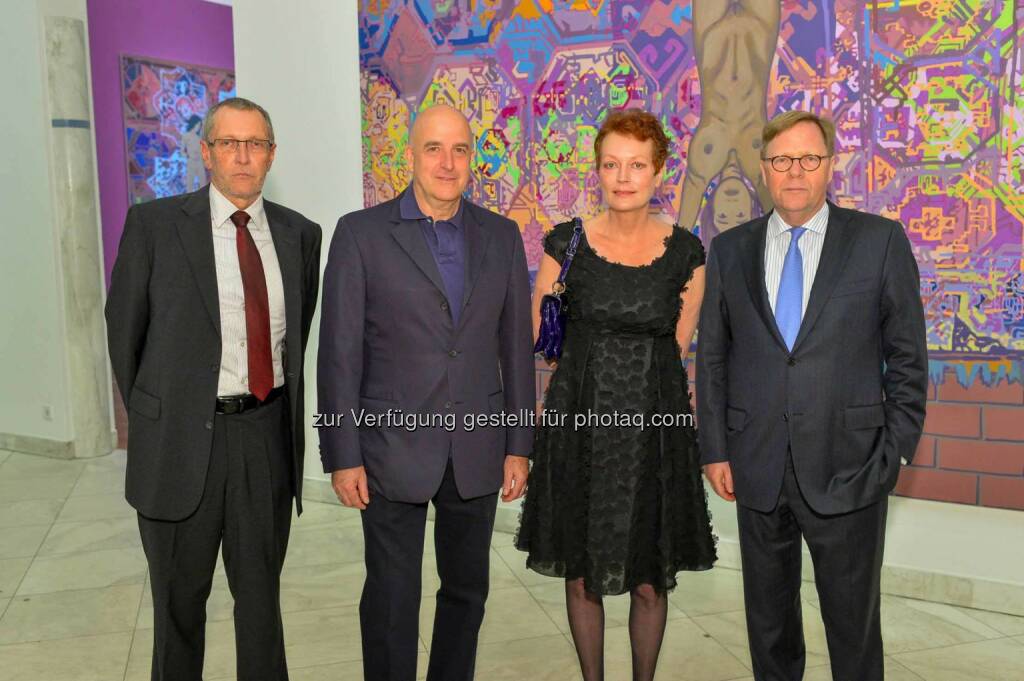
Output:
[445, 401, 452, 409]
[788, 357, 796, 366]
[441, 301, 449, 311]
[205, 420, 213, 430]
[448, 350, 458, 357]
[210, 364, 219, 372]
[783, 412, 789, 422]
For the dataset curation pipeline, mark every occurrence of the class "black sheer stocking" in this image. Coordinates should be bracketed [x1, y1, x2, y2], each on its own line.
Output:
[628, 584, 668, 681]
[564, 579, 668, 681]
[565, 578, 604, 681]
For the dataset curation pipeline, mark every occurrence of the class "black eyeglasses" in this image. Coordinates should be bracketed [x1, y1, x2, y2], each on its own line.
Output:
[207, 138, 275, 154]
[762, 154, 832, 172]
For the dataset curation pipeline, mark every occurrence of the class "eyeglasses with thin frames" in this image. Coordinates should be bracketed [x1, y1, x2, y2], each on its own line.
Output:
[207, 138, 275, 154]
[762, 154, 832, 173]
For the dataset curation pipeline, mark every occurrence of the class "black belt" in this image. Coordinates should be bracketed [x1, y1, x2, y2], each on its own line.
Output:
[215, 386, 284, 415]
[577, 328, 674, 340]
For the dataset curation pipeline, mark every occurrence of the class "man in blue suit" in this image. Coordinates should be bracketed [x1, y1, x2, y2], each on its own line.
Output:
[697, 111, 928, 681]
[317, 104, 534, 681]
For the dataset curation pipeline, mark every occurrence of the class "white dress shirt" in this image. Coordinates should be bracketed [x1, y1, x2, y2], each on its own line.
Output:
[764, 202, 830, 316]
[209, 184, 286, 397]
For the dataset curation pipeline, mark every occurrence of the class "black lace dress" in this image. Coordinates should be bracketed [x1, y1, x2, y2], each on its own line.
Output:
[516, 220, 717, 595]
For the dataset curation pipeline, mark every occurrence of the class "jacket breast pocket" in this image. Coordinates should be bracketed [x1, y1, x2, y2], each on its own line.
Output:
[129, 385, 161, 420]
[831, 278, 876, 299]
[844, 403, 885, 430]
[380, 285, 439, 305]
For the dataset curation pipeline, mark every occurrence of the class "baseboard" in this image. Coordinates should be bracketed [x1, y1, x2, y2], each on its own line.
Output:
[878, 564, 1024, 616]
[0, 429, 118, 460]
[0, 432, 75, 459]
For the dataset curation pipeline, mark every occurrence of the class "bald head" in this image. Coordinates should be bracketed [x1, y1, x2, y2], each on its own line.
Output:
[405, 104, 474, 216]
[410, 104, 473, 148]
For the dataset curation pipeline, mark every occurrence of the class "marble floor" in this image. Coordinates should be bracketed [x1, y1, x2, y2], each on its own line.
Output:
[0, 449, 1022, 681]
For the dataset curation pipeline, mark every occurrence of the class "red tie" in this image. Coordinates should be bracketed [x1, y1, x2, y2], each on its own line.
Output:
[230, 210, 273, 400]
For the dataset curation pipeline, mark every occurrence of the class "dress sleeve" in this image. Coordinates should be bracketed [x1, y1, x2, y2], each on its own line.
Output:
[686, 228, 707, 268]
[676, 228, 707, 290]
[542, 220, 574, 265]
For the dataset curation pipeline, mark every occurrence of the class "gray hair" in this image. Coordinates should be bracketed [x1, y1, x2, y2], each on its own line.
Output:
[202, 97, 275, 143]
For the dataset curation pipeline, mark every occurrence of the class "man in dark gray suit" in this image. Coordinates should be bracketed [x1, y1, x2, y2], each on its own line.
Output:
[106, 97, 321, 681]
[317, 104, 534, 681]
[697, 110, 928, 681]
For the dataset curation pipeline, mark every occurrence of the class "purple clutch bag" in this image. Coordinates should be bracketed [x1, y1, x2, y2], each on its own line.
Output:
[533, 217, 583, 360]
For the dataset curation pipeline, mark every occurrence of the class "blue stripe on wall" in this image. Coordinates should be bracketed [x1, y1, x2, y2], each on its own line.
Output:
[51, 119, 90, 129]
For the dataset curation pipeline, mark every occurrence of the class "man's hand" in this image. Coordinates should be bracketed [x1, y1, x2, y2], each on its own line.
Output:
[332, 466, 370, 510]
[703, 462, 735, 502]
[502, 455, 529, 502]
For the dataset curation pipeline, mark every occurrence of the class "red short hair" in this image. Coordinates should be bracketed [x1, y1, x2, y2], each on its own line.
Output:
[594, 109, 670, 173]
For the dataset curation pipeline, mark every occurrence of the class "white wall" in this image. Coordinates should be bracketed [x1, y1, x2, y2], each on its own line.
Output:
[0, 0, 73, 442]
[231, 0, 363, 489]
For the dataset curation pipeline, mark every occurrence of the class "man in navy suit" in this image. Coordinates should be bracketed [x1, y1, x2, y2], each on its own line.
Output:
[317, 104, 534, 681]
[697, 111, 928, 681]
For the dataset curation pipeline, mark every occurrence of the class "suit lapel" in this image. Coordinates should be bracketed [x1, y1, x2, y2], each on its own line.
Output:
[177, 186, 221, 337]
[459, 202, 492, 323]
[265, 201, 302, 374]
[791, 203, 856, 352]
[390, 205, 447, 297]
[742, 216, 788, 351]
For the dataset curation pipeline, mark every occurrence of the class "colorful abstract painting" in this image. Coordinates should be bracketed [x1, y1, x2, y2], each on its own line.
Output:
[359, 0, 1024, 380]
[120, 55, 235, 204]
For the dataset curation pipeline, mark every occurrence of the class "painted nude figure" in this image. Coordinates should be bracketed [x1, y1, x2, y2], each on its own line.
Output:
[678, 0, 780, 230]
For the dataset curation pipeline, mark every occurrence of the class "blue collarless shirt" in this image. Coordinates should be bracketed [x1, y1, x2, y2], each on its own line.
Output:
[400, 187, 466, 325]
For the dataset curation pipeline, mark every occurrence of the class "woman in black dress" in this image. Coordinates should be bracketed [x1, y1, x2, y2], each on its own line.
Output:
[516, 109, 717, 680]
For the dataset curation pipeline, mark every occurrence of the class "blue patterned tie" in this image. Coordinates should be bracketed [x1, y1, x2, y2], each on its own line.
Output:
[775, 226, 807, 350]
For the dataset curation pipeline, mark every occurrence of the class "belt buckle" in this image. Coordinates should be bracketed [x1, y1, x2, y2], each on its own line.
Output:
[222, 396, 243, 415]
